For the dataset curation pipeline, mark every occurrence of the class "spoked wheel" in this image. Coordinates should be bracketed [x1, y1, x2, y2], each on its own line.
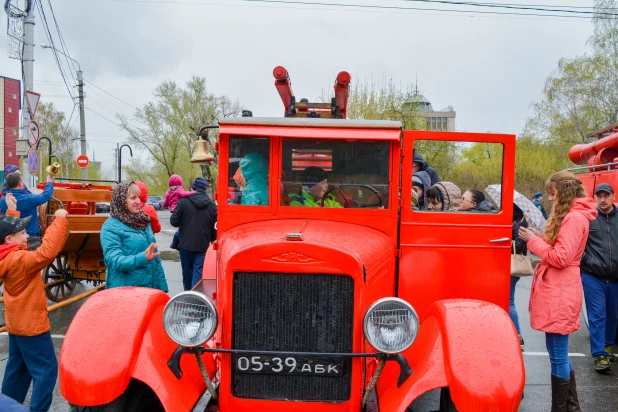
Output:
[44, 254, 77, 302]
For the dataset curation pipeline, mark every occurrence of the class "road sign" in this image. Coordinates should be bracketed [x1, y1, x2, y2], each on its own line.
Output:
[76, 154, 89, 169]
[25, 91, 41, 119]
[28, 148, 39, 174]
[27, 120, 40, 146]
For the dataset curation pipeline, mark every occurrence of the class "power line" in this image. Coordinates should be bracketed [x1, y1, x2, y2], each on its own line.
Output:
[35, 0, 76, 101]
[84, 106, 123, 127]
[108, 0, 614, 19]
[400, 0, 618, 16]
[83, 79, 140, 111]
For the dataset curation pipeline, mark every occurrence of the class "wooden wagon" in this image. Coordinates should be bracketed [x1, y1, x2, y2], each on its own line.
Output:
[0, 182, 113, 330]
[40, 182, 113, 303]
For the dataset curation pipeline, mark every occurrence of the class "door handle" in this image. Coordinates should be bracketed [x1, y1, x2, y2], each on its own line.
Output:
[489, 237, 510, 243]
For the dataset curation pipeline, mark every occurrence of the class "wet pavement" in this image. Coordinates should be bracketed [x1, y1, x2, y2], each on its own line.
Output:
[0, 210, 617, 410]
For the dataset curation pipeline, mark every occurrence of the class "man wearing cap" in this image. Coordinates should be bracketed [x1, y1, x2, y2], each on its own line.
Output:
[288, 166, 343, 208]
[532, 192, 548, 219]
[580, 183, 618, 372]
[0, 193, 68, 411]
[170, 177, 217, 290]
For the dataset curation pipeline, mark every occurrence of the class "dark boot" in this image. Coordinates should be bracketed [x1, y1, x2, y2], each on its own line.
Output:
[551, 374, 570, 412]
[566, 370, 581, 412]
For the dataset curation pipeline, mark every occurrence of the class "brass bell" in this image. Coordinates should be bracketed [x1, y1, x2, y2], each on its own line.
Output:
[191, 136, 215, 163]
[46, 162, 61, 176]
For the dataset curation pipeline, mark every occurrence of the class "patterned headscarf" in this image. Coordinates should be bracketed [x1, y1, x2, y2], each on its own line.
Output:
[110, 182, 151, 231]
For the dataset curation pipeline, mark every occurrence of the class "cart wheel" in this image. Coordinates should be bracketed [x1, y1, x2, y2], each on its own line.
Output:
[44, 254, 77, 302]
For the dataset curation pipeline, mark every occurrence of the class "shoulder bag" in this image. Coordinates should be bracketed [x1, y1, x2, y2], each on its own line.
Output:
[511, 240, 533, 277]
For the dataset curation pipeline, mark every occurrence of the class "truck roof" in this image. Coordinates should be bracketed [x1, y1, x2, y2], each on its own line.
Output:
[219, 117, 402, 140]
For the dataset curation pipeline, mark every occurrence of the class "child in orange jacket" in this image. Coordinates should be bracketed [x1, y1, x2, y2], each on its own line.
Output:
[0, 193, 69, 411]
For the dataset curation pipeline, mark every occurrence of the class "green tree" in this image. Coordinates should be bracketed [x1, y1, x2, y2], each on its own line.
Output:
[524, 0, 618, 144]
[118, 76, 242, 192]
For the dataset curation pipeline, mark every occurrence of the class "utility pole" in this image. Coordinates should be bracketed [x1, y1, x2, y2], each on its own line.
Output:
[77, 70, 87, 181]
[20, 5, 35, 187]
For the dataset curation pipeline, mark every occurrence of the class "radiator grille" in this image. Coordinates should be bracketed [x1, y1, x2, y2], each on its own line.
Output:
[232, 272, 354, 401]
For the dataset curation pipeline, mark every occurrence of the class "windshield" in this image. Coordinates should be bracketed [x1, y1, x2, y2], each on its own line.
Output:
[281, 138, 390, 209]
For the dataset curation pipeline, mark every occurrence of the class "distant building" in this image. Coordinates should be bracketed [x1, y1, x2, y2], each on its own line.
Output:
[0, 76, 21, 177]
[404, 92, 456, 132]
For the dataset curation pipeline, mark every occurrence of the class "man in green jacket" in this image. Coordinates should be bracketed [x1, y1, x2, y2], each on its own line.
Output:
[289, 166, 342, 208]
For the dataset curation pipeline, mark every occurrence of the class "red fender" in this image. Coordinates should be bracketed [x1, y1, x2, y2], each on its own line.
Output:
[59, 287, 217, 411]
[378, 299, 524, 412]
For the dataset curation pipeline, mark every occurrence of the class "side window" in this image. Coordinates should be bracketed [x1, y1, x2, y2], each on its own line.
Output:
[228, 136, 270, 206]
[281, 138, 390, 209]
[412, 140, 504, 213]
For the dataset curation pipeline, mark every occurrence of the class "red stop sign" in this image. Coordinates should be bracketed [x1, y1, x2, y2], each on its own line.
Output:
[76, 155, 90, 168]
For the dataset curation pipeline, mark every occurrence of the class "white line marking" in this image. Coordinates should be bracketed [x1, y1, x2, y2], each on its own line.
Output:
[523, 351, 586, 357]
[0, 332, 65, 339]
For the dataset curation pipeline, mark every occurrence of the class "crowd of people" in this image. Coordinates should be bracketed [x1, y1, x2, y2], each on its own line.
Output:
[0, 150, 616, 412]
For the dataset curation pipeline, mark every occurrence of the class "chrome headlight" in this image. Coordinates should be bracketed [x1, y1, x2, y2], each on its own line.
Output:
[363, 298, 419, 354]
[163, 291, 218, 347]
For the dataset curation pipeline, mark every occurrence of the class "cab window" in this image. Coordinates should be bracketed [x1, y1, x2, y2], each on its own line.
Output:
[412, 140, 504, 213]
[228, 136, 270, 206]
[281, 139, 389, 209]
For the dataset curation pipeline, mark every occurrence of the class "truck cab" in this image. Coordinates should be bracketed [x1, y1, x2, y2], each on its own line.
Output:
[59, 70, 524, 412]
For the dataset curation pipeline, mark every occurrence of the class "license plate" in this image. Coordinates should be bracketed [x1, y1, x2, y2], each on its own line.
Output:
[233, 354, 345, 377]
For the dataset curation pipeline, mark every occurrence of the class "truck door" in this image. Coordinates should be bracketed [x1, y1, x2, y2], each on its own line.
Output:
[399, 131, 516, 321]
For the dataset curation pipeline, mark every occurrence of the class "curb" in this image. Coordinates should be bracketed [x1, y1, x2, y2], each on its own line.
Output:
[160, 250, 180, 261]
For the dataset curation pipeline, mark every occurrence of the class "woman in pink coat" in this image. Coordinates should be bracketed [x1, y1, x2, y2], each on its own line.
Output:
[519, 171, 597, 412]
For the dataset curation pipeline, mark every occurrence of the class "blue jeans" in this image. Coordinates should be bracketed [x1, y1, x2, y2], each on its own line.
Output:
[1, 332, 57, 412]
[179, 249, 206, 291]
[582, 273, 618, 357]
[509, 276, 522, 337]
[546, 332, 573, 379]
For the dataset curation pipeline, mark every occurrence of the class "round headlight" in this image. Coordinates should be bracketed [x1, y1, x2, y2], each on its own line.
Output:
[163, 291, 218, 347]
[363, 298, 419, 354]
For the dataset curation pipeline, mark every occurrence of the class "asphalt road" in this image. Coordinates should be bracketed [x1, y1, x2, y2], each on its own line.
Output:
[0, 210, 617, 411]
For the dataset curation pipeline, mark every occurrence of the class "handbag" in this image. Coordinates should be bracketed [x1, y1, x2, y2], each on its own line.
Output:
[511, 240, 533, 277]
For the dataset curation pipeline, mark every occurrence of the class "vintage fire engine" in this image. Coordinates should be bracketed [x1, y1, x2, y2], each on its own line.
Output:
[59, 67, 525, 412]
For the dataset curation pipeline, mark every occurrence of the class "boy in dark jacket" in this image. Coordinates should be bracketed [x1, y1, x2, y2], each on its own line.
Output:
[580, 183, 618, 372]
[170, 178, 217, 291]
[412, 151, 441, 186]
[0, 173, 54, 237]
[0, 193, 69, 411]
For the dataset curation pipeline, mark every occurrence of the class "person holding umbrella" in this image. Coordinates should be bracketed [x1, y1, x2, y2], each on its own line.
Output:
[519, 171, 597, 412]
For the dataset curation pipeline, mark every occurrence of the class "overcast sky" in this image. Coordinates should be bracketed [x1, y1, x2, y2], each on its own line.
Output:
[0, 0, 597, 177]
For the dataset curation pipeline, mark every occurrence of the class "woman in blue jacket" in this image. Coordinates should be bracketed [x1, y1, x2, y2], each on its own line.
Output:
[100, 182, 168, 292]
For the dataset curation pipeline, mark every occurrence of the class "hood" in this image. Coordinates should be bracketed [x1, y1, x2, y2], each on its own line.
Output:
[413, 171, 432, 209]
[136, 181, 148, 203]
[239, 153, 268, 183]
[0, 243, 21, 265]
[473, 199, 495, 212]
[413, 152, 429, 170]
[433, 181, 462, 211]
[570, 197, 598, 222]
[189, 192, 213, 209]
[168, 174, 183, 187]
[219, 219, 395, 280]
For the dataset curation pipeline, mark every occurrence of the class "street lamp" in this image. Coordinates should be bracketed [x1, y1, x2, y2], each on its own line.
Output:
[40, 44, 88, 181]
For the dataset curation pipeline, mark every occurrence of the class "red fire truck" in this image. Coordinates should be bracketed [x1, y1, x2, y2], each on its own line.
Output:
[59, 68, 525, 412]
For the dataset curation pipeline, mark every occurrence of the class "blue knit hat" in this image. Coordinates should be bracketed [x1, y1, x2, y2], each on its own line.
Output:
[191, 177, 208, 192]
[533, 192, 543, 199]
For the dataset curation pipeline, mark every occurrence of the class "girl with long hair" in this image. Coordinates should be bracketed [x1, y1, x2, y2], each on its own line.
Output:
[519, 171, 597, 412]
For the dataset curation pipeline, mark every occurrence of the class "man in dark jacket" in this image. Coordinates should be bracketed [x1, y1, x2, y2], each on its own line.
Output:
[580, 183, 618, 372]
[412, 151, 441, 185]
[170, 177, 217, 291]
[532, 192, 548, 219]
